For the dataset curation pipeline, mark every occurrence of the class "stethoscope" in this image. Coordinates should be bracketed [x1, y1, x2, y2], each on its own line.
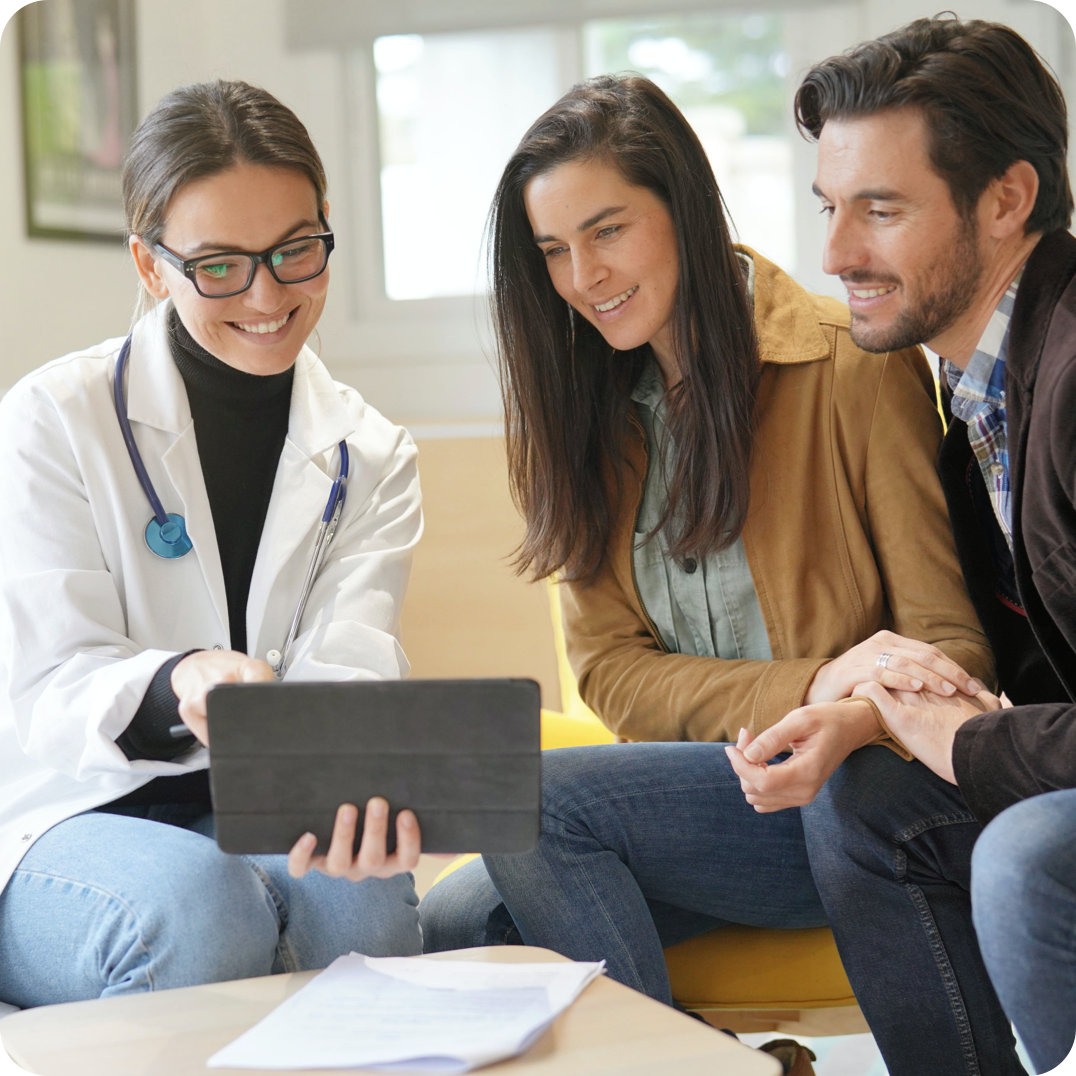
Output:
[113, 334, 349, 678]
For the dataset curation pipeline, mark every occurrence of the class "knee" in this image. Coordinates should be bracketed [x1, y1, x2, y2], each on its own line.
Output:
[972, 796, 1074, 916]
[105, 844, 278, 990]
[419, 858, 512, 953]
[347, 874, 422, 958]
[809, 746, 895, 821]
[802, 747, 902, 860]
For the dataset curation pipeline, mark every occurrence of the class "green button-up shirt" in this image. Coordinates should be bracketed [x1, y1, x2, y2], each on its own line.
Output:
[630, 255, 771, 661]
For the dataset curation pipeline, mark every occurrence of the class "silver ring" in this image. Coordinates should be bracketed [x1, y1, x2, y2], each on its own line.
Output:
[877, 652, 893, 670]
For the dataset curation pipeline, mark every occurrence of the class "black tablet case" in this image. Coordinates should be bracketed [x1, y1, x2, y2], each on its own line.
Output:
[206, 678, 541, 856]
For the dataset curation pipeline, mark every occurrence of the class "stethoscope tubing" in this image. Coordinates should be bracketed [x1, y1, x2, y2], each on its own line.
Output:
[114, 331, 350, 679]
[113, 336, 171, 529]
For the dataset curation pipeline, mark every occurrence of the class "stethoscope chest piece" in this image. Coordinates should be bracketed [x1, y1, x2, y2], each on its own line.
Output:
[145, 513, 193, 559]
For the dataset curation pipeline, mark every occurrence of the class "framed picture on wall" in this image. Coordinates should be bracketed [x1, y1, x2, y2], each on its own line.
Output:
[18, 0, 137, 241]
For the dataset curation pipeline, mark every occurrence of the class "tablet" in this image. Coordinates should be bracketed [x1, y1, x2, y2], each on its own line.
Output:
[206, 678, 541, 856]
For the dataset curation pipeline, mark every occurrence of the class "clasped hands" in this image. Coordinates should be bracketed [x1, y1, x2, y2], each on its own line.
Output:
[169, 649, 424, 883]
[725, 630, 1000, 813]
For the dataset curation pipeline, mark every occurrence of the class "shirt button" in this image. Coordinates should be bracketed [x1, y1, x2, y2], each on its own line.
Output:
[989, 463, 1005, 476]
[213, 644, 223, 650]
[683, 558, 698, 574]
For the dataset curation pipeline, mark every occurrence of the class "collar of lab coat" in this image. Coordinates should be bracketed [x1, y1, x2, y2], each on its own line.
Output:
[124, 301, 353, 455]
[123, 302, 357, 651]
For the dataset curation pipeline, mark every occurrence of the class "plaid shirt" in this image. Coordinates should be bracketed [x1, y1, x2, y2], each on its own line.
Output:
[942, 275, 1021, 549]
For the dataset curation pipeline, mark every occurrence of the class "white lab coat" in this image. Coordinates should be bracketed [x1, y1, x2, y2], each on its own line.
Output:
[0, 302, 422, 893]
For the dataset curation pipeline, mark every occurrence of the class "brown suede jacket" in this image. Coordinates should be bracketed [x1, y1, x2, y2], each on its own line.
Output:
[561, 249, 995, 743]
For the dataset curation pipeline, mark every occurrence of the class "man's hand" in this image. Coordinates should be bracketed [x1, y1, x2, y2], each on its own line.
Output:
[805, 631, 984, 705]
[170, 650, 275, 746]
[852, 680, 1001, 784]
[287, 798, 422, 881]
[724, 699, 881, 812]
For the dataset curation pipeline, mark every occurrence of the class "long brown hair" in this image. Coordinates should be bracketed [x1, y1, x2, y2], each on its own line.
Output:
[490, 74, 759, 584]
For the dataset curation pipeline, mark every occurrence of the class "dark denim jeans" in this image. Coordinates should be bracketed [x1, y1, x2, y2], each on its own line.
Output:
[801, 745, 1024, 1075]
[971, 789, 1076, 1073]
[419, 742, 1024, 1076]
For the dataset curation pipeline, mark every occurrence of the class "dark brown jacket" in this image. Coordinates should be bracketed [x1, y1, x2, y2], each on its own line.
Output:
[950, 229, 1076, 822]
[561, 250, 994, 744]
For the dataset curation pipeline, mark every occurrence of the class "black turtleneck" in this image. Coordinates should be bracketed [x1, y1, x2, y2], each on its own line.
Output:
[168, 307, 294, 651]
[105, 309, 294, 804]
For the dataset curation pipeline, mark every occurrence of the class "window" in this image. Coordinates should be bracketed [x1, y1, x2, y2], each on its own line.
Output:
[374, 29, 563, 301]
[373, 11, 795, 301]
[584, 12, 794, 270]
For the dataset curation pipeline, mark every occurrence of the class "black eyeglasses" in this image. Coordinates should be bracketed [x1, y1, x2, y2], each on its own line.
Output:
[153, 230, 335, 298]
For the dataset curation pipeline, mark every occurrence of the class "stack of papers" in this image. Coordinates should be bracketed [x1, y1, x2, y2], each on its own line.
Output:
[208, 954, 606, 1072]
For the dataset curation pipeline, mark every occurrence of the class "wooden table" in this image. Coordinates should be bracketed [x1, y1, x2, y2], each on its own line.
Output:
[1, 946, 780, 1075]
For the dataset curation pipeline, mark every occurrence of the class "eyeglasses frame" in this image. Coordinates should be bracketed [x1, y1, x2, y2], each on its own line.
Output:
[152, 229, 336, 299]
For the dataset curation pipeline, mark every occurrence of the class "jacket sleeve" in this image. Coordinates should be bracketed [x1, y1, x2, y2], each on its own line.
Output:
[281, 415, 422, 683]
[953, 703, 1076, 823]
[561, 572, 827, 741]
[0, 381, 198, 782]
[858, 347, 995, 689]
[561, 345, 994, 745]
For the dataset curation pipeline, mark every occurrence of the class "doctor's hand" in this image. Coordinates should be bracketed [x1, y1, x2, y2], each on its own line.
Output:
[805, 631, 984, 705]
[851, 680, 1001, 784]
[287, 798, 422, 881]
[170, 650, 275, 747]
[724, 699, 881, 812]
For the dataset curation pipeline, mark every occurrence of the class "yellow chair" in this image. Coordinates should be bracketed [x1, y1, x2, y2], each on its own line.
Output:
[430, 580, 866, 1037]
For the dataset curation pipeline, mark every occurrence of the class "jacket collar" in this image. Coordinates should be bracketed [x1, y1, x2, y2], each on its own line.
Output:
[1006, 230, 1076, 394]
[740, 246, 833, 366]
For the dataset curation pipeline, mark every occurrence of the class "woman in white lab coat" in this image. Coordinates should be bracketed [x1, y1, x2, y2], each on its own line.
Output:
[0, 80, 425, 1006]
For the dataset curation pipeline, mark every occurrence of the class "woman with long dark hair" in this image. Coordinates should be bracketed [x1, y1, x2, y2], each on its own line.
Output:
[420, 74, 995, 1007]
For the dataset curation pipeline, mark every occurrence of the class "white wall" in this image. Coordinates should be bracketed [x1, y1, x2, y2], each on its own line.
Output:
[0, 0, 1072, 418]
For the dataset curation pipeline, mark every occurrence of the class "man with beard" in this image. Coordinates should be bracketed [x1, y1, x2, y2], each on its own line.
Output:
[725, 15, 1076, 1075]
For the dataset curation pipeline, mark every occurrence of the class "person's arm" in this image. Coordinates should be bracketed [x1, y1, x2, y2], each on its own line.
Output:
[561, 571, 831, 742]
[271, 404, 421, 683]
[116, 652, 196, 760]
[839, 344, 996, 694]
[953, 700, 1076, 823]
[562, 347, 992, 745]
[0, 376, 203, 780]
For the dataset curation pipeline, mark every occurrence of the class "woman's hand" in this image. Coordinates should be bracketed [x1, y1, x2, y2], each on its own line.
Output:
[287, 798, 421, 881]
[170, 650, 275, 746]
[805, 630, 984, 705]
[724, 700, 881, 812]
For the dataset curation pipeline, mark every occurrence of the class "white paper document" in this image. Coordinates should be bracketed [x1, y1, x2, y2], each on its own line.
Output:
[207, 954, 606, 1072]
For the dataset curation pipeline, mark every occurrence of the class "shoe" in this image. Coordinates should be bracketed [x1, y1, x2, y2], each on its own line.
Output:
[759, 1038, 818, 1076]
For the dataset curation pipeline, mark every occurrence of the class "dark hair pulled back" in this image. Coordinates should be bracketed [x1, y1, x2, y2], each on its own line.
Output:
[122, 79, 327, 250]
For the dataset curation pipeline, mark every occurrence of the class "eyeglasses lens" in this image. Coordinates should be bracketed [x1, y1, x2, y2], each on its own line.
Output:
[270, 237, 328, 282]
[191, 238, 328, 297]
[193, 255, 255, 297]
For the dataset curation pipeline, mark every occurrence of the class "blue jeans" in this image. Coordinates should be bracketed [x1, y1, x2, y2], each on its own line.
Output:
[419, 743, 1023, 1076]
[800, 746, 1023, 1076]
[0, 805, 421, 1006]
[971, 789, 1076, 1073]
[420, 742, 827, 999]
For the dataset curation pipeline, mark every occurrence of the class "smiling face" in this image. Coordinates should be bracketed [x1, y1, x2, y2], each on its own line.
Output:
[131, 161, 329, 375]
[815, 109, 984, 354]
[524, 157, 681, 382]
